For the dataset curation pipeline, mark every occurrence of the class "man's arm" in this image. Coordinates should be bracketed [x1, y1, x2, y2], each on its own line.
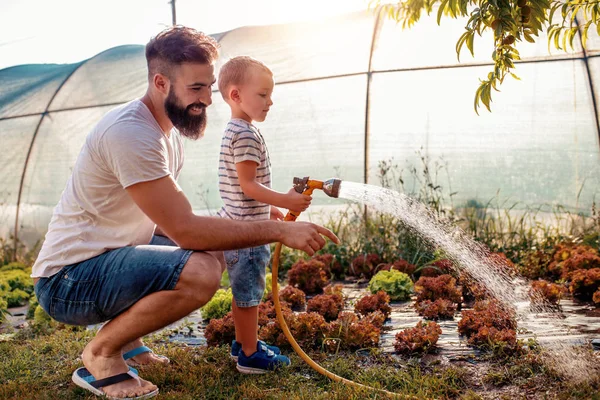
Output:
[126, 175, 338, 255]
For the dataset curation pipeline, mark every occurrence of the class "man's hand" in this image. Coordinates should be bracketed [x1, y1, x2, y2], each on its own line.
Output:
[278, 221, 339, 256]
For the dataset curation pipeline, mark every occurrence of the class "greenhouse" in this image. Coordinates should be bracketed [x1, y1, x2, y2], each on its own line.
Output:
[1, 3, 599, 399]
[2, 8, 599, 252]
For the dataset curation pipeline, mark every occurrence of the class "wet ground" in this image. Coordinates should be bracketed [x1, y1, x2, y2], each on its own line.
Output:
[4, 281, 598, 354]
[154, 280, 600, 357]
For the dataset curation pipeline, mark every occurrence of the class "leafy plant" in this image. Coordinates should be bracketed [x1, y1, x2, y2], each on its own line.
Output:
[379, 259, 417, 276]
[306, 293, 344, 321]
[458, 300, 517, 341]
[548, 243, 600, 280]
[371, 0, 600, 113]
[277, 285, 306, 309]
[259, 310, 328, 349]
[200, 288, 233, 321]
[354, 291, 392, 319]
[349, 253, 383, 279]
[204, 311, 236, 347]
[287, 259, 331, 294]
[569, 268, 600, 300]
[529, 279, 567, 305]
[415, 298, 457, 320]
[394, 320, 442, 354]
[368, 270, 414, 301]
[325, 311, 381, 351]
[414, 274, 462, 304]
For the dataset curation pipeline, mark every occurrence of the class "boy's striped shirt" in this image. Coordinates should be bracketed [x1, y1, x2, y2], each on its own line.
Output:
[217, 118, 271, 220]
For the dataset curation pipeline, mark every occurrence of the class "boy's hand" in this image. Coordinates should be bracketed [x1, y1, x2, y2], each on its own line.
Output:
[270, 207, 284, 221]
[285, 188, 312, 213]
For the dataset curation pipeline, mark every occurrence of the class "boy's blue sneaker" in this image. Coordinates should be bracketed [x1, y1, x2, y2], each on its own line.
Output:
[230, 340, 280, 362]
[236, 342, 290, 374]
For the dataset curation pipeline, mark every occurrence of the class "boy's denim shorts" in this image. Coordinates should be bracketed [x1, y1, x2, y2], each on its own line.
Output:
[225, 244, 271, 308]
[34, 235, 193, 326]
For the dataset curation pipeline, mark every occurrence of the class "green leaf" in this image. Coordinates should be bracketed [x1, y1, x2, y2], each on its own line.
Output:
[466, 31, 475, 56]
[437, 0, 449, 25]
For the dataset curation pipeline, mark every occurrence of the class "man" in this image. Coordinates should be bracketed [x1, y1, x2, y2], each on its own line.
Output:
[31, 26, 338, 399]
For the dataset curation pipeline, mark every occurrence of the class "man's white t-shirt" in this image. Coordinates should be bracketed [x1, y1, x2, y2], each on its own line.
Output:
[32, 99, 185, 278]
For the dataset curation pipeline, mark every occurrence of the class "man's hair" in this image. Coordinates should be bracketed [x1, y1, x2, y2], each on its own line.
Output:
[145, 26, 219, 80]
[218, 56, 273, 100]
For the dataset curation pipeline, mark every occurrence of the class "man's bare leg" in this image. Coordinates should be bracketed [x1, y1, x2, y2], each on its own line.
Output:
[120, 250, 226, 368]
[81, 251, 223, 398]
[121, 338, 169, 365]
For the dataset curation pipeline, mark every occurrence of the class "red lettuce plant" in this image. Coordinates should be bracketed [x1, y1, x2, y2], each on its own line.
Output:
[467, 326, 517, 351]
[258, 300, 291, 325]
[287, 259, 331, 294]
[529, 280, 567, 305]
[419, 259, 454, 277]
[278, 285, 306, 309]
[379, 259, 416, 276]
[458, 300, 517, 338]
[323, 283, 344, 297]
[313, 254, 343, 278]
[324, 311, 381, 352]
[394, 320, 442, 355]
[306, 293, 344, 321]
[414, 274, 462, 304]
[259, 310, 328, 349]
[548, 243, 600, 280]
[204, 312, 236, 347]
[487, 252, 519, 278]
[354, 291, 392, 319]
[350, 253, 383, 279]
[415, 299, 457, 320]
[569, 268, 600, 300]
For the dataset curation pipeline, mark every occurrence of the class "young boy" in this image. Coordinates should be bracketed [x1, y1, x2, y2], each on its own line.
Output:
[217, 56, 312, 374]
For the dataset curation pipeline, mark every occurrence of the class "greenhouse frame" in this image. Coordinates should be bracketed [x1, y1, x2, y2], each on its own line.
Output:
[1, 8, 599, 254]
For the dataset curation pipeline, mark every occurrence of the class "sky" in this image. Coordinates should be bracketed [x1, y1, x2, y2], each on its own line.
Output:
[0, 0, 371, 70]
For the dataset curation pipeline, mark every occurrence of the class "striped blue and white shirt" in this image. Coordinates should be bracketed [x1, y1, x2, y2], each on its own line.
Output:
[217, 118, 271, 220]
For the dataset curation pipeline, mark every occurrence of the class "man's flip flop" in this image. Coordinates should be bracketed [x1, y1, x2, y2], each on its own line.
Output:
[72, 366, 159, 399]
[123, 345, 170, 367]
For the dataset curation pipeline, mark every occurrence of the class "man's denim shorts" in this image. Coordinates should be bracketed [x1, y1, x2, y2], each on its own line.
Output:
[225, 244, 270, 308]
[34, 235, 193, 326]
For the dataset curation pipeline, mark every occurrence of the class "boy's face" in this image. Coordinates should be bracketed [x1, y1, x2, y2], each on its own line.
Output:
[237, 69, 274, 123]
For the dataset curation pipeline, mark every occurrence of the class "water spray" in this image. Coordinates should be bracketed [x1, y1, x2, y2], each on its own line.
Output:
[271, 176, 410, 399]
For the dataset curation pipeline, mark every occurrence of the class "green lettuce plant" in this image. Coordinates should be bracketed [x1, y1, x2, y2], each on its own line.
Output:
[201, 288, 233, 321]
[368, 270, 414, 301]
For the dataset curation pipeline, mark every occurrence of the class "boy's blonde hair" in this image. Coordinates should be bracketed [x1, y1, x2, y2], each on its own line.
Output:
[218, 56, 273, 100]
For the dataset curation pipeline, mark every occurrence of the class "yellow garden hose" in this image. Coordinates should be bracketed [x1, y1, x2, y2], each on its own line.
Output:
[270, 206, 415, 399]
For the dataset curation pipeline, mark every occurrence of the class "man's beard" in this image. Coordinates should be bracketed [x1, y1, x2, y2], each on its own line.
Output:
[164, 88, 207, 140]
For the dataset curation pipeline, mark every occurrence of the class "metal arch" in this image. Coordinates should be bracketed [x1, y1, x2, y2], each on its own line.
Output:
[575, 16, 600, 149]
[12, 58, 87, 260]
[11, 45, 148, 259]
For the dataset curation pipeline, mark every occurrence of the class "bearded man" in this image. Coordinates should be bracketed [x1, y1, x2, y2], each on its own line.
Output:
[31, 26, 337, 399]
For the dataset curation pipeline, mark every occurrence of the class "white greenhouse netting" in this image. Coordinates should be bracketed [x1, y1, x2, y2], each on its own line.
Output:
[0, 9, 599, 252]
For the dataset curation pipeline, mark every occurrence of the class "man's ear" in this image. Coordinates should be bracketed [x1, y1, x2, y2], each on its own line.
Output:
[230, 87, 241, 103]
[153, 73, 170, 95]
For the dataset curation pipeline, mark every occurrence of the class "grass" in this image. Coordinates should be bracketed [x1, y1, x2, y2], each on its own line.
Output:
[0, 326, 469, 399]
[1, 325, 598, 399]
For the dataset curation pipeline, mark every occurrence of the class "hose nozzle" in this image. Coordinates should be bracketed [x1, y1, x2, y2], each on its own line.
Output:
[293, 177, 342, 198]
